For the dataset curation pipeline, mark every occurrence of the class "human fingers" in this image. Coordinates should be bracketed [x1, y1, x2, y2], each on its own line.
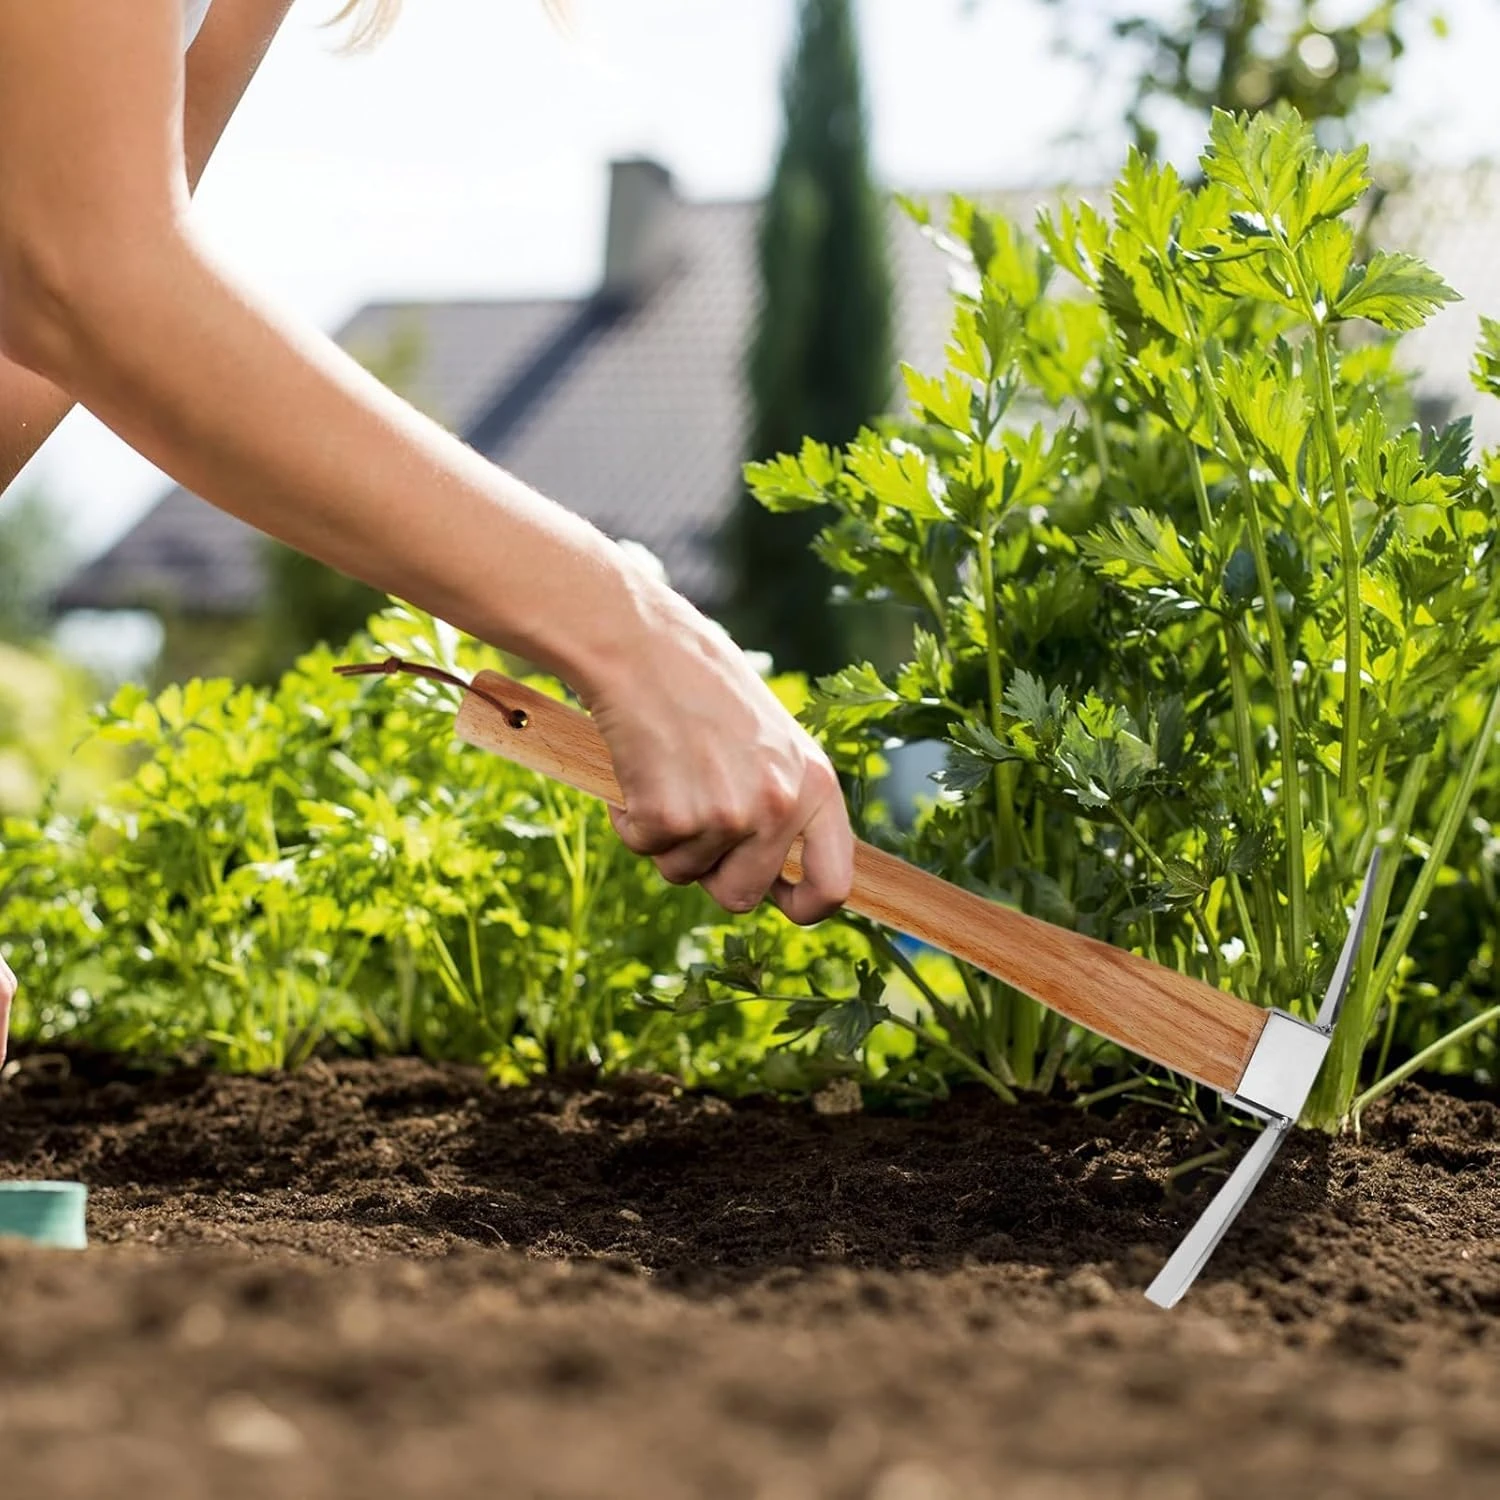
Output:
[697, 755, 845, 917]
[770, 771, 854, 926]
[607, 799, 745, 887]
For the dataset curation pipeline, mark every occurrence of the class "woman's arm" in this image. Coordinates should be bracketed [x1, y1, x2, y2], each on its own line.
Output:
[0, 0, 293, 492]
[0, 0, 853, 928]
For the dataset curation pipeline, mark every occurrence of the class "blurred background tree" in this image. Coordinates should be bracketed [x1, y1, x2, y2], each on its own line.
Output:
[723, 0, 894, 679]
[0, 489, 70, 643]
[1036, 0, 1419, 156]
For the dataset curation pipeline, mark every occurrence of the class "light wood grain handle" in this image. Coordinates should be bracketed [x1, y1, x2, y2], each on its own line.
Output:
[455, 670, 1265, 1094]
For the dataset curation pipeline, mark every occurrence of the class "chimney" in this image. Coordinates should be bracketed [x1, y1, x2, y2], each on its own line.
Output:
[600, 158, 678, 307]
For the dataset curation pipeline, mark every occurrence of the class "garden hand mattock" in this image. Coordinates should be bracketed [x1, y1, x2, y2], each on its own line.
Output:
[354, 661, 1380, 1307]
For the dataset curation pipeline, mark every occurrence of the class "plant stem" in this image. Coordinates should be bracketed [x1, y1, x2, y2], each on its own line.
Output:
[1314, 750, 1428, 1128]
[885, 1012, 1019, 1103]
[738, 987, 1020, 1104]
[1235, 470, 1306, 968]
[1312, 327, 1363, 798]
[1072, 1072, 1168, 1110]
[1113, 808, 1222, 988]
[858, 922, 979, 1056]
[1090, 407, 1112, 480]
[1165, 1146, 1234, 1183]
[1365, 684, 1500, 1018]
[1034, 1014, 1071, 1095]
[1362, 625, 1409, 847]
[976, 520, 1019, 872]
[1372, 981, 1403, 1083]
[1261, 224, 1362, 801]
[1189, 349, 1307, 969]
[1310, 747, 1430, 1127]
[1350, 1002, 1500, 1126]
[1228, 871, 1261, 976]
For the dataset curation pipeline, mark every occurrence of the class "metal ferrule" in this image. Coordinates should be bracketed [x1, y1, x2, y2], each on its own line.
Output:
[1225, 1008, 1333, 1123]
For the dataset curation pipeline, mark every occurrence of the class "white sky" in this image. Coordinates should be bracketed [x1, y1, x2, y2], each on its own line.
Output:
[11, 0, 1500, 560]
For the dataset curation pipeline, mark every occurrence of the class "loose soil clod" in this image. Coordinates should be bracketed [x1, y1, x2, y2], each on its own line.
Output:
[2, 1054, 1497, 1499]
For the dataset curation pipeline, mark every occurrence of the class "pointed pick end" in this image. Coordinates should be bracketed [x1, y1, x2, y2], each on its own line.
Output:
[1145, 1118, 1293, 1308]
[1314, 850, 1383, 1034]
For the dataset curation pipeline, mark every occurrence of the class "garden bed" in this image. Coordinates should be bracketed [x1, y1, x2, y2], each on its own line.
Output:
[1, 1053, 1497, 1499]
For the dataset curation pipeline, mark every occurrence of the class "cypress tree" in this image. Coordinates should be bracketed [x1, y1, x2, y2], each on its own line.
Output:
[725, 0, 893, 677]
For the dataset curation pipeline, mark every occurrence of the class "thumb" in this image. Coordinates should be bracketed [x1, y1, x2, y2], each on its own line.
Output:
[606, 801, 636, 847]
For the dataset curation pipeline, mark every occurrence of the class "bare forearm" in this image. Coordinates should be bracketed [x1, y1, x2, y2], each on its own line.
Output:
[0, 0, 291, 496]
[22, 228, 641, 692]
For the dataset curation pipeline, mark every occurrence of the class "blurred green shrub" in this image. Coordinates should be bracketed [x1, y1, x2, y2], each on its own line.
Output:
[0, 604, 868, 1084]
[0, 641, 119, 818]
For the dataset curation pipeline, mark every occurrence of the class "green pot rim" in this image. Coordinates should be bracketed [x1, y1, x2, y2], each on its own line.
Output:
[0, 1180, 89, 1250]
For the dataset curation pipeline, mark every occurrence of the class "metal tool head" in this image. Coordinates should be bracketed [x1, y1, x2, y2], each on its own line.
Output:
[1145, 853, 1382, 1308]
[1315, 847, 1382, 1034]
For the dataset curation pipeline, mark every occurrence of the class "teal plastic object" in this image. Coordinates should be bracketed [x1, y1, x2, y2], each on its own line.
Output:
[0, 1181, 88, 1249]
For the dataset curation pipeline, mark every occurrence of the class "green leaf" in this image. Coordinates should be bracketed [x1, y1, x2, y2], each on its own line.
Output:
[804, 662, 901, 735]
[817, 995, 892, 1055]
[1286, 145, 1370, 241]
[709, 943, 770, 996]
[1201, 109, 1315, 227]
[903, 364, 975, 433]
[846, 435, 949, 521]
[1354, 408, 1385, 500]
[1473, 316, 1500, 399]
[1334, 252, 1460, 332]
[1228, 210, 1273, 240]
[746, 439, 839, 513]
[1111, 148, 1190, 258]
[935, 745, 994, 797]
[1023, 297, 1108, 404]
[1426, 417, 1473, 479]
[946, 720, 1016, 765]
[1004, 671, 1066, 733]
[894, 191, 932, 228]
[994, 421, 1075, 512]
[1082, 508, 1201, 591]
[1299, 218, 1355, 315]
[1035, 198, 1110, 289]
[937, 720, 1017, 795]
[1359, 570, 1404, 630]
[1222, 547, 1259, 611]
[896, 628, 953, 701]
[952, 199, 1051, 306]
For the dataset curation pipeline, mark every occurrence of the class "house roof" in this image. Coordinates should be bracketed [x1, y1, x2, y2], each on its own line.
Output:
[52, 298, 582, 614]
[54, 163, 1500, 619]
[54, 183, 974, 616]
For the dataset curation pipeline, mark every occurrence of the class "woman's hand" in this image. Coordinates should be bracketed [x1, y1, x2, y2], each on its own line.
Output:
[580, 569, 853, 925]
[0, 951, 16, 1067]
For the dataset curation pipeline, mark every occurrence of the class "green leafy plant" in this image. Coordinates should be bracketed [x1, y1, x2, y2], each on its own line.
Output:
[0, 604, 860, 1086]
[745, 106, 1500, 1128]
[0, 640, 120, 817]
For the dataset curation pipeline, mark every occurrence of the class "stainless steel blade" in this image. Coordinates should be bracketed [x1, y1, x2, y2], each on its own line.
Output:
[1144, 1116, 1293, 1309]
[1315, 849, 1383, 1033]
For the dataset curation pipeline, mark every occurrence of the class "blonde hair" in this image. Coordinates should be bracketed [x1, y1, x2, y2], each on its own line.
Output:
[327, 0, 402, 50]
[329, 0, 571, 51]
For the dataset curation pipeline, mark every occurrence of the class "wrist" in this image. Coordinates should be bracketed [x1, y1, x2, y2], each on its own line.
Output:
[512, 530, 672, 707]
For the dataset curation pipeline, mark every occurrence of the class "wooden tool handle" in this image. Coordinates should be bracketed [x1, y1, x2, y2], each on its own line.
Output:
[455, 670, 1265, 1093]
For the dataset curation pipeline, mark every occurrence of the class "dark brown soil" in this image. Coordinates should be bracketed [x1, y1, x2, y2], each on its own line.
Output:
[2, 1053, 1498, 1500]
